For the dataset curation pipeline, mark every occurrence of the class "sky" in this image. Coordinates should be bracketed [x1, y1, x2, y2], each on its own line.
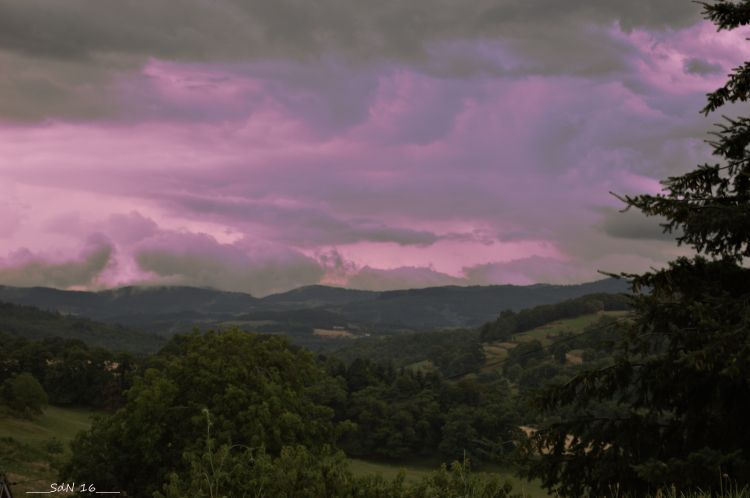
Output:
[0, 0, 749, 296]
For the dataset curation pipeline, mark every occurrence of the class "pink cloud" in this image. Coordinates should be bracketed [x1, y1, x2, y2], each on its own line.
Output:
[0, 12, 741, 293]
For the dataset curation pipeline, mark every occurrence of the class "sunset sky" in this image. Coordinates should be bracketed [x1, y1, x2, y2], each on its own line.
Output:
[1, 0, 748, 296]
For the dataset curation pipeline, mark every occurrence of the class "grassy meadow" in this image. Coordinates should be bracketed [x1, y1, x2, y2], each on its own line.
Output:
[0, 406, 97, 494]
[513, 310, 629, 345]
[347, 457, 552, 497]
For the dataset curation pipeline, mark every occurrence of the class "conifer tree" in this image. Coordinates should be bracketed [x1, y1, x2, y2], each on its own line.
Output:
[524, 2, 750, 496]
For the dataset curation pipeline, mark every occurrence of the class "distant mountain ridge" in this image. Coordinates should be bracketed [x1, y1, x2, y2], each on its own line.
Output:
[0, 285, 258, 317]
[262, 285, 379, 307]
[0, 279, 629, 340]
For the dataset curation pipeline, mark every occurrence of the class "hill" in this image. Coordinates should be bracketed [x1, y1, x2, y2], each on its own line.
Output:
[0, 301, 165, 354]
[331, 292, 632, 377]
[0, 285, 259, 320]
[0, 279, 628, 344]
[334, 279, 628, 330]
[260, 285, 379, 307]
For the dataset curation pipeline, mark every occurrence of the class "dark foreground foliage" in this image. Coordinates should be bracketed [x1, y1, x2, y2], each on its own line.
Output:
[0, 332, 139, 411]
[62, 329, 522, 496]
[523, 1, 750, 496]
[62, 330, 336, 497]
[157, 414, 516, 498]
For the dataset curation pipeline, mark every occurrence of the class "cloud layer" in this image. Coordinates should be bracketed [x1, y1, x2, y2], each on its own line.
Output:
[0, 239, 113, 288]
[0, 1, 747, 295]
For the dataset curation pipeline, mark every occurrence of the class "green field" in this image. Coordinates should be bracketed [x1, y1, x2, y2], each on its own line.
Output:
[481, 311, 630, 373]
[482, 342, 514, 372]
[0, 406, 97, 494]
[513, 310, 628, 345]
[347, 458, 551, 497]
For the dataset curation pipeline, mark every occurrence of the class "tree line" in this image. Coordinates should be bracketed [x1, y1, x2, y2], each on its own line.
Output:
[479, 293, 629, 343]
[0, 332, 140, 416]
[58, 329, 521, 497]
[521, 1, 750, 495]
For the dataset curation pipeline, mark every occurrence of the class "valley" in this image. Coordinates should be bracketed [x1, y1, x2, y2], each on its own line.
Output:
[0, 284, 629, 497]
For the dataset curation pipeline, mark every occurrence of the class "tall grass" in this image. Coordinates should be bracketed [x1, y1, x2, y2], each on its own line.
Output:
[592, 484, 750, 498]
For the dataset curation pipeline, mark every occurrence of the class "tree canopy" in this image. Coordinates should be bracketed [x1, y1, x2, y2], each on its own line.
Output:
[62, 330, 337, 497]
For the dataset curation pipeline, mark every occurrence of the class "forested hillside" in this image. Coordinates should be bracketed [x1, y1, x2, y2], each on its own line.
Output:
[58, 330, 522, 497]
[332, 292, 631, 378]
[1, 290, 630, 498]
[0, 279, 628, 339]
[0, 302, 164, 354]
[0, 332, 141, 411]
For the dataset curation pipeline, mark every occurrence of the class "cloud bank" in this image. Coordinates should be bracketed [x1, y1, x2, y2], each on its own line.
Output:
[0, 1, 747, 294]
[0, 239, 113, 288]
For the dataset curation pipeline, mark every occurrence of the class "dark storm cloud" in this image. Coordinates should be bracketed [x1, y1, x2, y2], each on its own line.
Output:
[0, 0, 702, 121]
[599, 207, 677, 241]
[133, 231, 325, 296]
[0, 0, 699, 61]
[165, 194, 443, 247]
[1, 0, 734, 293]
[684, 57, 724, 75]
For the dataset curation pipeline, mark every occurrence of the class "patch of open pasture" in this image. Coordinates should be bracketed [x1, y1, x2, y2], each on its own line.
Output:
[0, 405, 95, 447]
[482, 342, 515, 372]
[0, 405, 98, 495]
[313, 328, 355, 338]
[347, 457, 551, 497]
[513, 311, 627, 345]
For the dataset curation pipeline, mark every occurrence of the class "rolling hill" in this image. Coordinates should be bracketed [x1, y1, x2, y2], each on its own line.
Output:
[0, 279, 628, 338]
[0, 301, 165, 354]
[331, 291, 632, 376]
